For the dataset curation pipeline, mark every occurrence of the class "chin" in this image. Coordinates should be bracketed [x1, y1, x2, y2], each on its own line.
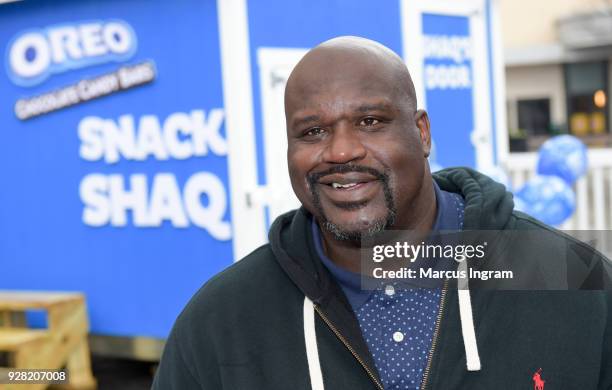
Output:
[321, 214, 392, 242]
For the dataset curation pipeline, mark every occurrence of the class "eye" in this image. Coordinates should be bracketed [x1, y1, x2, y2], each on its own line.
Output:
[303, 127, 326, 138]
[359, 117, 381, 127]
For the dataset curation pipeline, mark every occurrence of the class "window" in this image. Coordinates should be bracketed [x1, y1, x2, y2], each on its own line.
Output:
[564, 61, 608, 136]
[507, 98, 553, 152]
[518, 99, 551, 135]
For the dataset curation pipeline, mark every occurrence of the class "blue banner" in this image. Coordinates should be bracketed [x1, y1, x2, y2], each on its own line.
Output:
[0, 0, 232, 338]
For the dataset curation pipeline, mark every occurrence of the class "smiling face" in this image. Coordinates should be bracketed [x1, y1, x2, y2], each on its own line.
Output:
[285, 37, 432, 242]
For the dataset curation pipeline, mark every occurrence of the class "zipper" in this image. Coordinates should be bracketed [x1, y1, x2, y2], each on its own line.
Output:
[314, 305, 384, 390]
[419, 280, 449, 390]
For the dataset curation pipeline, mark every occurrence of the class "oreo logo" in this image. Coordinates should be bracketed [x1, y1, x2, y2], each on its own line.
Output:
[7, 20, 137, 87]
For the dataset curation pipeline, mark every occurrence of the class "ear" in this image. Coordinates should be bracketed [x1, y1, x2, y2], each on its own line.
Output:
[415, 109, 431, 157]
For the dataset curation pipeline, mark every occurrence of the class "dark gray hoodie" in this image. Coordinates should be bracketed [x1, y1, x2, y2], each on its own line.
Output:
[152, 168, 612, 389]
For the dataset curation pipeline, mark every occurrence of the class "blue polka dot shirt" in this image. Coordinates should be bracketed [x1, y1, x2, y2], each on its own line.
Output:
[313, 181, 465, 389]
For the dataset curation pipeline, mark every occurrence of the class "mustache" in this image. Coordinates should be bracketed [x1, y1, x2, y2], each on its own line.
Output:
[307, 163, 397, 241]
[307, 164, 388, 186]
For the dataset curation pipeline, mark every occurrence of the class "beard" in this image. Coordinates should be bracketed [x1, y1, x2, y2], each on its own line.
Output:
[307, 164, 397, 242]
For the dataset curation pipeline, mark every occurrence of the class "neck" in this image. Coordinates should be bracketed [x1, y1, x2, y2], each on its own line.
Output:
[319, 177, 437, 274]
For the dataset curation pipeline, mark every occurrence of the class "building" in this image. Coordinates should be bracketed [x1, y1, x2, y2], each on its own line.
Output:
[500, 0, 612, 231]
[502, 0, 612, 151]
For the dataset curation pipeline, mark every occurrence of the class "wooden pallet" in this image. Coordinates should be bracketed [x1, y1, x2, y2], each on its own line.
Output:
[0, 291, 96, 390]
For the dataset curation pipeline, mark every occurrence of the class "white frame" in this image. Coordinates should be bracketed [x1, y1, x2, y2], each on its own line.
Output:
[217, 0, 267, 261]
[488, 0, 510, 165]
[257, 48, 307, 225]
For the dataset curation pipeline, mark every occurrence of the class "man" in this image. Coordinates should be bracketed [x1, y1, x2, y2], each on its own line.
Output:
[153, 37, 612, 389]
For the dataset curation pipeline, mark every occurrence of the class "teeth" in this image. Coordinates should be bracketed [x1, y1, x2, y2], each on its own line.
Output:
[332, 182, 357, 189]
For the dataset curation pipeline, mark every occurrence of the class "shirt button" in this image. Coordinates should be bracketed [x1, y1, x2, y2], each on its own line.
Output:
[393, 331, 404, 342]
[384, 285, 395, 296]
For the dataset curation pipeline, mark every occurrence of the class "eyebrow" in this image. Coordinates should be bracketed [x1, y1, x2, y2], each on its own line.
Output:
[291, 114, 320, 129]
[290, 102, 395, 129]
[355, 103, 393, 113]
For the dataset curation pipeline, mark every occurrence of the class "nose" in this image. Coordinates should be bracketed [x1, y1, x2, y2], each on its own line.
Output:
[322, 124, 367, 164]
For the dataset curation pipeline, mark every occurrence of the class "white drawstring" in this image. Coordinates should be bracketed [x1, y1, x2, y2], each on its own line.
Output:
[303, 297, 325, 390]
[458, 260, 482, 371]
[302, 266, 481, 389]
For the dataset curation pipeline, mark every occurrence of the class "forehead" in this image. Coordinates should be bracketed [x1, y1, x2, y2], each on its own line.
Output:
[288, 49, 400, 95]
[286, 70, 403, 122]
[284, 44, 414, 124]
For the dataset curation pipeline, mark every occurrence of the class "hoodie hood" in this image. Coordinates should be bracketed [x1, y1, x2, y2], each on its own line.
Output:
[433, 167, 514, 230]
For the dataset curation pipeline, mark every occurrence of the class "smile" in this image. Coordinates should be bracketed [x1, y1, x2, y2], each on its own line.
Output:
[309, 168, 387, 206]
[318, 179, 380, 205]
[331, 182, 361, 189]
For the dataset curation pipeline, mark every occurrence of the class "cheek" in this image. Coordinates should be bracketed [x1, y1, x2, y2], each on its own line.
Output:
[371, 136, 425, 193]
[287, 147, 316, 201]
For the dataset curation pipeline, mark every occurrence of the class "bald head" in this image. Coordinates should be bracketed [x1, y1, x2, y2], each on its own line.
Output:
[285, 36, 418, 117]
[283, 36, 433, 244]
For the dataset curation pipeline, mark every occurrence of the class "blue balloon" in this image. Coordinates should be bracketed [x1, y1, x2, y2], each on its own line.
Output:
[537, 135, 587, 184]
[515, 175, 576, 226]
